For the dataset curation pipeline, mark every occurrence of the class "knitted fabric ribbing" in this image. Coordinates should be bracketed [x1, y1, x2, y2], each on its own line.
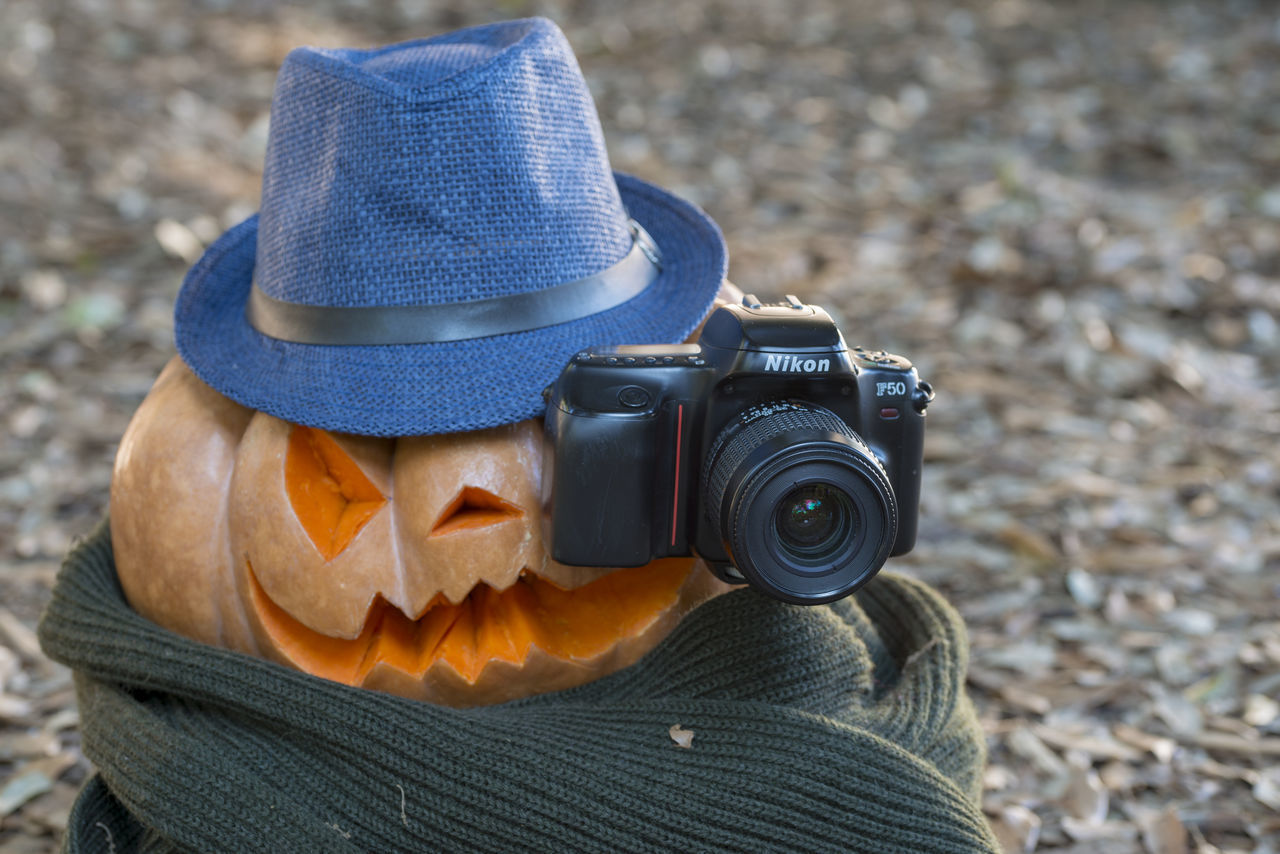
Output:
[39, 522, 999, 854]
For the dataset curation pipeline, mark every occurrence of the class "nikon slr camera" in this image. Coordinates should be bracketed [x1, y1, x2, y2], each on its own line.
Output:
[543, 295, 933, 604]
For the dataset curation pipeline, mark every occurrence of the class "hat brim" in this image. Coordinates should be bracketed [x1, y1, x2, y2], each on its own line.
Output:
[174, 173, 727, 437]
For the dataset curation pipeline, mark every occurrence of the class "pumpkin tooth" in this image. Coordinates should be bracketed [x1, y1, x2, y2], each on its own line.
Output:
[249, 558, 698, 689]
[435, 593, 482, 681]
[114, 360, 734, 708]
[353, 609, 388, 684]
[495, 576, 541, 661]
[474, 586, 517, 670]
[356, 597, 433, 683]
[413, 597, 459, 672]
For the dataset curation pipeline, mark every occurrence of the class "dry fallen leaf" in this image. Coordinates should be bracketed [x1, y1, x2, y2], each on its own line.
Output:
[989, 804, 1041, 854]
[0, 608, 43, 664]
[1007, 726, 1068, 781]
[1136, 805, 1188, 854]
[1059, 755, 1108, 825]
[1252, 767, 1280, 811]
[0, 754, 74, 819]
[1112, 724, 1176, 764]
[4, 3, 1280, 853]
[668, 724, 694, 749]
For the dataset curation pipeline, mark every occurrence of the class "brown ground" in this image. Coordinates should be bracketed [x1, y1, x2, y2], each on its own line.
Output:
[2, 1, 1278, 851]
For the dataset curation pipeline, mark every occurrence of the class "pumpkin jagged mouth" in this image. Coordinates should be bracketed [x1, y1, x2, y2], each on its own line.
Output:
[246, 558, 695, 687]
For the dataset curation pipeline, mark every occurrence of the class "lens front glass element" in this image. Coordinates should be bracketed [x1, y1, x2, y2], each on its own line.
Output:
[774, 484, 857, 562]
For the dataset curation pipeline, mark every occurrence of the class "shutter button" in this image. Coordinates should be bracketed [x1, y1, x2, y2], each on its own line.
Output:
[618, 386, 651, 408]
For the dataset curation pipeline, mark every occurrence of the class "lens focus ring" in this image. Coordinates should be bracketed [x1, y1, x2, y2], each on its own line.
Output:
[704, 401, 861, 523]
[703, 400, 898, 604]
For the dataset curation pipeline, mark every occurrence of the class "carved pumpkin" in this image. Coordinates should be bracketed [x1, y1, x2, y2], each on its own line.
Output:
[110, 357, 732, 706]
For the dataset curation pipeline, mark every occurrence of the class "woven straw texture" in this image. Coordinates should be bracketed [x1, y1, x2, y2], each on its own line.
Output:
[174, 18, 727, 437]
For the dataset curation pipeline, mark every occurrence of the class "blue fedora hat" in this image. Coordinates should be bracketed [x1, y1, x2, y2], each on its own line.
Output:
[174, 18, 726, 437]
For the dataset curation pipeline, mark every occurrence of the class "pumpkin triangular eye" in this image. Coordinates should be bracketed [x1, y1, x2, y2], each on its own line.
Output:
[431, 487, 524, 537]
[286, 426, 387, 560]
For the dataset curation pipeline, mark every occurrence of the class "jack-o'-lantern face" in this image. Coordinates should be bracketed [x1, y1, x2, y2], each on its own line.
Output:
[109, 358, 731, 706]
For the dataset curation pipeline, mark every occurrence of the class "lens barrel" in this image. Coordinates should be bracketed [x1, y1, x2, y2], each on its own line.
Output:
[703, 401, 897, 604]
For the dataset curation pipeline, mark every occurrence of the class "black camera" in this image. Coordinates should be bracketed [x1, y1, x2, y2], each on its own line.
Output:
[542, 294, 932, 604]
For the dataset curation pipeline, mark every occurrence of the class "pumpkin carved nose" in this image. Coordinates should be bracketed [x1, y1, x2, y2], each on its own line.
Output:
[394, 423, 546, 610]
[430, 487, 524, 536]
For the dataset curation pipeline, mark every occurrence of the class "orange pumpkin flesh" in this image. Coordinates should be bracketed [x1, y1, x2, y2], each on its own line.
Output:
[112, 286, 743, 706]
[431, 486, 525, 535]
[258, 426, 710, 703]
[112, 357, 733, 706]
[247, 556, 694, 686]
[285, 426, 388, 561]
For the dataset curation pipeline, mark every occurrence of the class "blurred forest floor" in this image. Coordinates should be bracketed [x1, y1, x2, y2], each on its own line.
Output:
[2, 0, 1278, 851]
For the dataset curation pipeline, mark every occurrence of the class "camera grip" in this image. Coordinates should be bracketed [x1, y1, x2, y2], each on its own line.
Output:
[544, 405, 658, 566]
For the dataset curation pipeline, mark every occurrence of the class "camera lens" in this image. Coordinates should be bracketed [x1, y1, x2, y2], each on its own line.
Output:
[775, 484, 855, 559]
[703, 401, 897, 604]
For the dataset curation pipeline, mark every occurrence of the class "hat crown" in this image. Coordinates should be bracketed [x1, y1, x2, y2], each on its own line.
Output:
[256, 18, 633, 309]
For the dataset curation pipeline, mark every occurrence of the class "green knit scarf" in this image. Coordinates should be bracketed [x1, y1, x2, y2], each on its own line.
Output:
[38, 522, 999, 853]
